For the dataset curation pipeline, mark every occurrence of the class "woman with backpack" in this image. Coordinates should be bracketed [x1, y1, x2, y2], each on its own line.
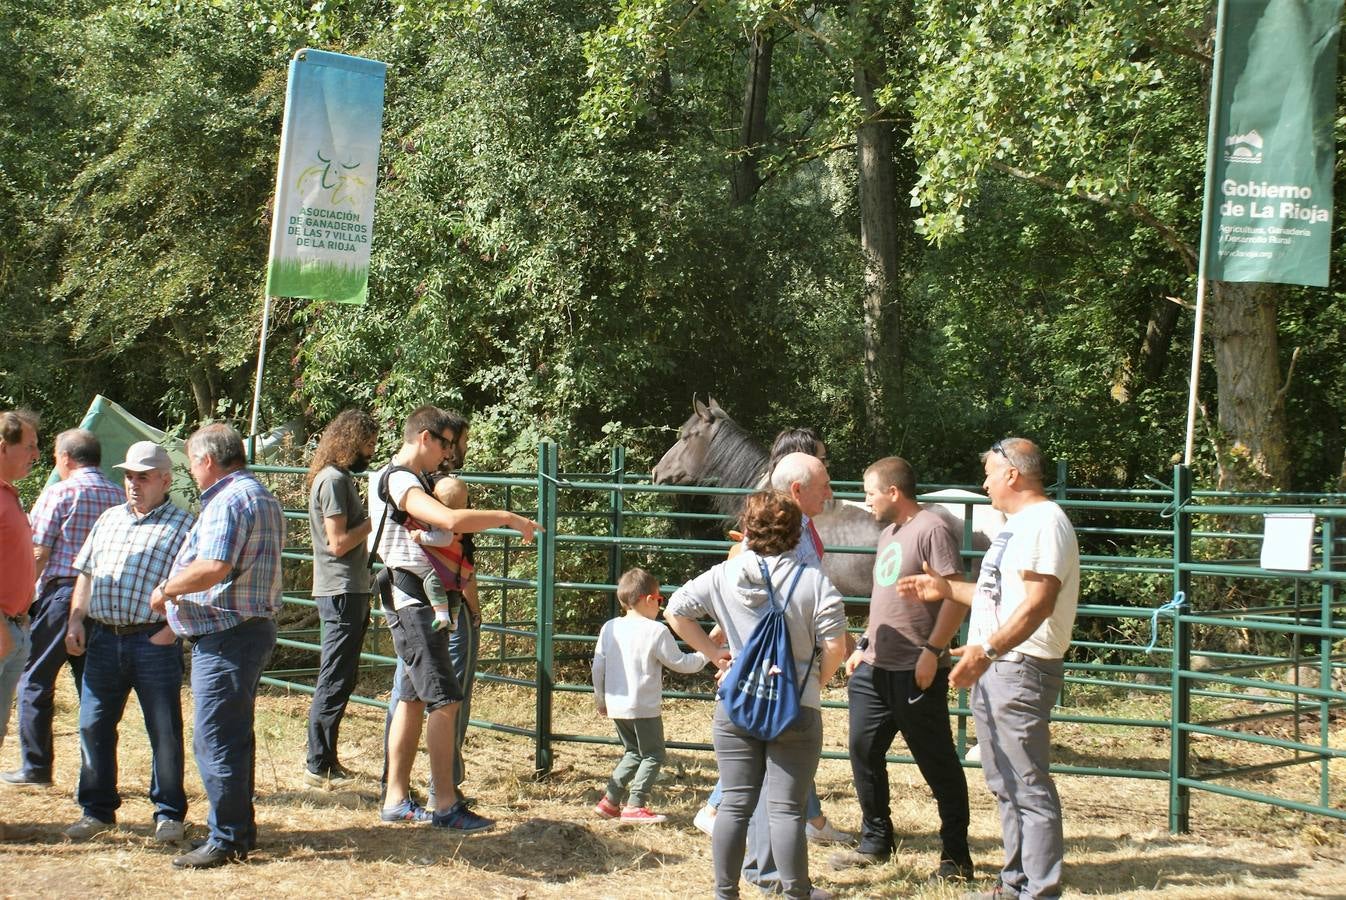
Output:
[666, 490, 849, 900]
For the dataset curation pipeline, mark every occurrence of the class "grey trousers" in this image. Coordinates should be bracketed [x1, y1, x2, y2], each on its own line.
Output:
[972, 655, 1065, 900]
[606, 716, 666, 807]
[711, 703, 822, 900]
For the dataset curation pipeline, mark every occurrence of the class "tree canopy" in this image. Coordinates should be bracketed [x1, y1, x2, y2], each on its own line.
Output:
[2, 0, 1343, 490]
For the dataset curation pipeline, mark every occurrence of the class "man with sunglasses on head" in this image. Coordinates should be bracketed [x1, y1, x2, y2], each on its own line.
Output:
[898, 438, 1078, 900]
[831, 456, 973, 884]
[369, 405, 540, 834]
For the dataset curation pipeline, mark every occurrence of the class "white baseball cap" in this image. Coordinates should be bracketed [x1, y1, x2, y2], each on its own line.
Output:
[114, 440, 172, 473]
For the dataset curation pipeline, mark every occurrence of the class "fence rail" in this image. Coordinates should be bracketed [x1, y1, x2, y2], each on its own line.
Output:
[251, 453, 1345, 832]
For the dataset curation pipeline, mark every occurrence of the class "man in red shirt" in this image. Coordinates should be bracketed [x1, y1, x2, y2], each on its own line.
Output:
[0, 410, 40, 842]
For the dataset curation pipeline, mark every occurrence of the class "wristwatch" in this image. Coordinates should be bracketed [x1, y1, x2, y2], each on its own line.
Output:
[981, 641, 1001, 661]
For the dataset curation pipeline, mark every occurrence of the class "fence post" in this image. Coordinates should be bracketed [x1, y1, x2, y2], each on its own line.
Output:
[1318, 516, 1334, 809]
[608, 446, 626, 620]
[1168, 464, 1192, 834]
[534, 440, 559, 775]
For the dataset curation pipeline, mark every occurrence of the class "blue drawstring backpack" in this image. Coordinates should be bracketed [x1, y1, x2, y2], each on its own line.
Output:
[718, 559, 815, 741]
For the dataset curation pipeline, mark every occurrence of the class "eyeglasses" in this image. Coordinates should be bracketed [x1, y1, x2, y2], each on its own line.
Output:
[426, 430, 457, 450]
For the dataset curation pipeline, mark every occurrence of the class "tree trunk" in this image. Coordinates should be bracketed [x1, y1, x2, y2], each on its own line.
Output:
[854, 47, 899, 441]
[1206, 280, 1290, 489]
[731, 30, 773, 207]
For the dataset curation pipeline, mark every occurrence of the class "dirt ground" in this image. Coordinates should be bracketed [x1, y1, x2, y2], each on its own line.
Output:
[2, 674, 1344, 899]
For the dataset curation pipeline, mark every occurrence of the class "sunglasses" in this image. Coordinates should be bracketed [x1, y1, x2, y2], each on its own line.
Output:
[640, 592, 665, 605]
[427, 430, 458, 450]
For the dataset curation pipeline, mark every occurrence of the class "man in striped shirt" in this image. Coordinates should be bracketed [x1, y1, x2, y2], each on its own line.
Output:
[149, 424, 283, 869]
[62, 441, 194, 843]
[2, 428, 122, 789]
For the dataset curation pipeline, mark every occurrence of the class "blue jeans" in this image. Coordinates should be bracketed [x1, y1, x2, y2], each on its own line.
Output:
[0, 619, 32, 750]
[306, 593, 370, 774]
[77, 623, 186, 824]
[190, 616, 276, 852]
[16, 580, 84, 778]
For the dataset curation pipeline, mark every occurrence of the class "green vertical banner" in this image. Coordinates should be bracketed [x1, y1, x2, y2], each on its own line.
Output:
[1209, 0, 1341, 287]
[265, 49, 387, 304]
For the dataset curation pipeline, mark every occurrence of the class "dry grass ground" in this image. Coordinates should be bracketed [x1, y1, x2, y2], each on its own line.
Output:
[2, 673, 1344, 899]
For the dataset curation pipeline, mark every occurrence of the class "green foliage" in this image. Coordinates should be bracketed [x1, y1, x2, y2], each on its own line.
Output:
[2, 0, 1343, 495]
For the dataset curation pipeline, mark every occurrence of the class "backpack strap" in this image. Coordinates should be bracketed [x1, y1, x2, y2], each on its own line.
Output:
[757, 558, 817, 693]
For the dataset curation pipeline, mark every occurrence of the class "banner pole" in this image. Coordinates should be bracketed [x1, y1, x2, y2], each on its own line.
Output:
[1184, 0, 1230, 467]
[247, 291, 274, 463]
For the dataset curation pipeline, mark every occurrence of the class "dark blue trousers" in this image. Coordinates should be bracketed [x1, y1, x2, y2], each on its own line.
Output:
[191, 616, 276, 852]
[77, 624, 186, 824]
[16, 579, 84, 779]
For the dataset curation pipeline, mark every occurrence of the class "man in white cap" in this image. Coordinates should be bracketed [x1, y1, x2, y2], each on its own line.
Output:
[62, 440, 195, 843]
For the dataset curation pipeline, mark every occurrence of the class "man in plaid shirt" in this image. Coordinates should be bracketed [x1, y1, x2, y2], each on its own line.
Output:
[2, 428, 122, 789]
[149, 424, 282, 869]
[62, 441, 194, 844]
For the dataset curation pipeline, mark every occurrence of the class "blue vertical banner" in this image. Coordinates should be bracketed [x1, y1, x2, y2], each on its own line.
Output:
[265, 49, 387, 304]
[1207, 0, 1342, 287]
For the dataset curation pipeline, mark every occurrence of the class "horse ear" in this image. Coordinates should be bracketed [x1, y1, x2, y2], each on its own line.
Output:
[707, 396, 724, 414]
[693, 396, 710, 420]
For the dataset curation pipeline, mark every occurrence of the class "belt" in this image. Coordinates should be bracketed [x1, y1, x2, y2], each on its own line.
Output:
[45, 576, 78, 588]
[4, 613, 28, 627]
[92, 620, 164, 636]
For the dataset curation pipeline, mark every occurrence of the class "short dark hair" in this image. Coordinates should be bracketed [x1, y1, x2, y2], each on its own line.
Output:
[616, 567, 658, 609]
[863, 456, 916, 498]
[187, 423, 246, 469]
[766, 426, 821, 479]
[56, 429, 101, 468]
[1, 409, 39, 446]
[742, 490, 803, 557]
[403, 405, 463, 445]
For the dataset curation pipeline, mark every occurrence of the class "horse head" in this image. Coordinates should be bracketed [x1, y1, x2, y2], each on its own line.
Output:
[652, 395, 729, 485]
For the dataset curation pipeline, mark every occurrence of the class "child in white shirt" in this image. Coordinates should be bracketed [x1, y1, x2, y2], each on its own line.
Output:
[591, 567, 707, 824]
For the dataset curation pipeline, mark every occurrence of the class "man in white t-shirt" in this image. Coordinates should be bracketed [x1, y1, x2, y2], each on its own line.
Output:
[371, 405, 540, 834]
[898, 438, 1078, 900]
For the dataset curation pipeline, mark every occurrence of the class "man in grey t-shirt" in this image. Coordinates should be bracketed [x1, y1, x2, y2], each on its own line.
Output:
[832, 456, 973, 882]
[304, 410, 378, 785]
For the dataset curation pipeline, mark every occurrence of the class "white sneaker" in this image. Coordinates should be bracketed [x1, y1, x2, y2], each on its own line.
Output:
[806, 819, 853, 845]
[154, 819, 186, 843]
[693, 805, 716, 836]
[964, 743, 981, 762]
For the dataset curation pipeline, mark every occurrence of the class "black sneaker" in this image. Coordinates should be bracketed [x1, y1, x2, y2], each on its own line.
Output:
[171, 841, 247, 869]
[930, 859, 975, 882]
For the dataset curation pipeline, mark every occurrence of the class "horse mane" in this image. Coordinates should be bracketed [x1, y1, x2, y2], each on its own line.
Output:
[703, 413, 768, 517]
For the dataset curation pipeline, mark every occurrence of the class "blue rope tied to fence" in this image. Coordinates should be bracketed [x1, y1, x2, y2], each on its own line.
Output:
[1146, 591, 1187, 654]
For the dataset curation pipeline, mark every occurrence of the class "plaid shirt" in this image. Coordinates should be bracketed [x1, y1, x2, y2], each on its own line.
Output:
[167, 469, 284, 637]
[74, 500, 195, 626]
[29, 466, 124, 592]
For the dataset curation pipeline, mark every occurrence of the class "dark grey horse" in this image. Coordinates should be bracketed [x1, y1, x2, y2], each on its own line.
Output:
[652, 397, 1004, 598]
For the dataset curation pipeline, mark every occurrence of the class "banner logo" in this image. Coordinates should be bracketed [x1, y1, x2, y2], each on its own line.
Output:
[297, 151, 370, 208]
[1224, 129, 1263, 164]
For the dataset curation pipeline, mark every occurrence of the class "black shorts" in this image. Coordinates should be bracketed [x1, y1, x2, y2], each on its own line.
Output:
[386, 602, 462, 712]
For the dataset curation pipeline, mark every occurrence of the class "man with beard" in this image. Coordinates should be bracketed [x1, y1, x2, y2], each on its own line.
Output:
[304, 410, 380, 786]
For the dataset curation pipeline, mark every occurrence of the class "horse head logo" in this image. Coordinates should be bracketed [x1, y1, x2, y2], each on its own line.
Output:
[296, 151, 369, 207]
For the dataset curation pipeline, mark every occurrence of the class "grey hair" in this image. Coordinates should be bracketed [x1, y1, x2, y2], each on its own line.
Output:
[187, 423, 247, 470]
[769, 452, 819, 492]
[981, 437, 1045, 481]
[56, 429, 101, 468]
